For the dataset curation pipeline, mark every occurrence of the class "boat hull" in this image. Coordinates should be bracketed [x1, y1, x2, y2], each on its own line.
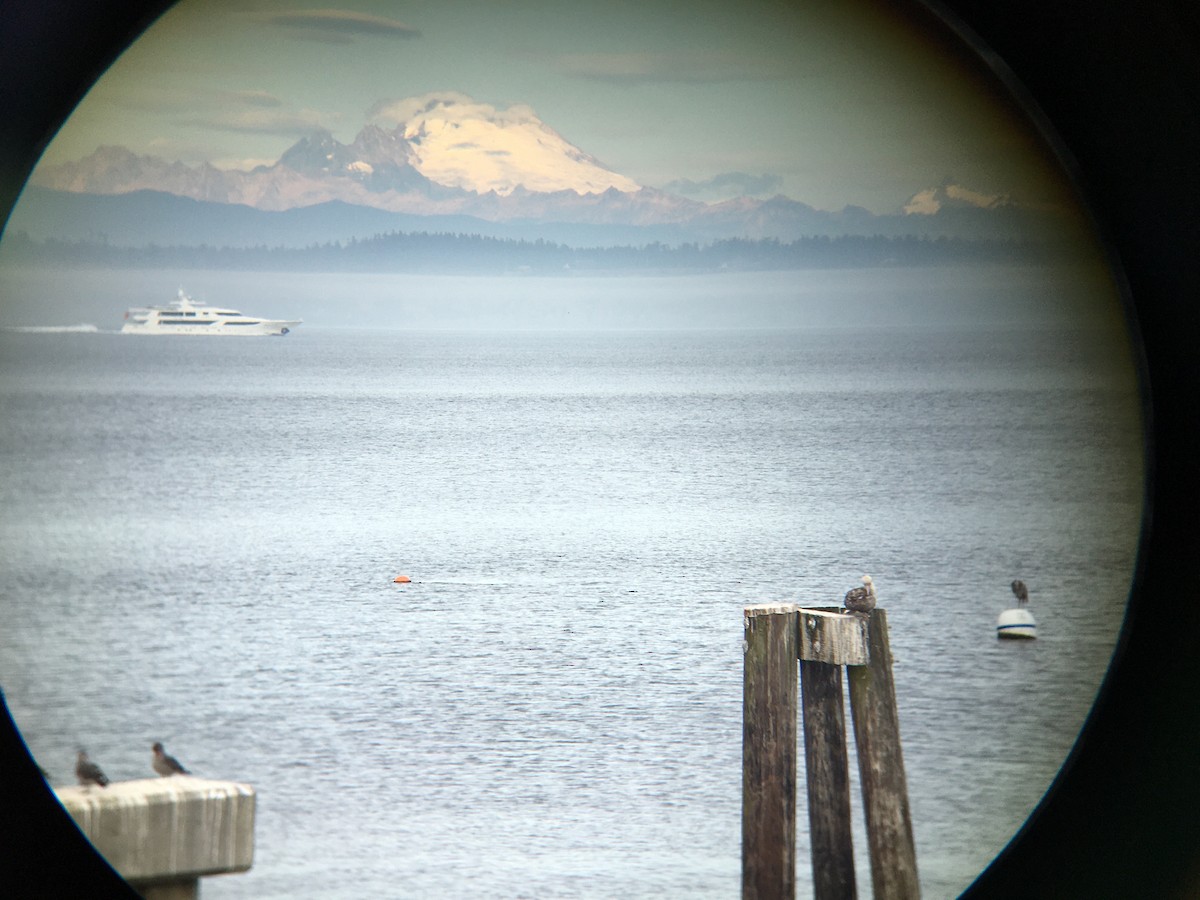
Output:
[121, 320, 300, 336]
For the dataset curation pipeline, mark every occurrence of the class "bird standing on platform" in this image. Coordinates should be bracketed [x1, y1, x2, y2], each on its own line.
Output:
[152, 742, 190, 776]
[844, 574, 877, 615]
[75, 750, 109, 788]
[1011, 580, 1029, 607]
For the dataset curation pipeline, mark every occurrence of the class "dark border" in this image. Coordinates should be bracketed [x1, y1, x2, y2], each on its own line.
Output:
[2, 1, 1199, 897]
[0, 5, 177, 895]
[931, 0, 1200, 895]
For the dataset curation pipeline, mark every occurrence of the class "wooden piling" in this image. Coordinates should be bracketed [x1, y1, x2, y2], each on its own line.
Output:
[800, 658, 857, 900]
[798, 607, 869, 667]
[847, 610, 920, 900]
[743, 603, 918, 899]
[742, 603, 799, 900]
[797, 608, 868, 900]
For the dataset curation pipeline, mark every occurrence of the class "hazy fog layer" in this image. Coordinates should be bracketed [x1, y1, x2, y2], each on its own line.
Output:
[0, 264, 1129, 336]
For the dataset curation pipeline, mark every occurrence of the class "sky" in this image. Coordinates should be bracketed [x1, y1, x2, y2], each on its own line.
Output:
[34, 0, 1078, 215]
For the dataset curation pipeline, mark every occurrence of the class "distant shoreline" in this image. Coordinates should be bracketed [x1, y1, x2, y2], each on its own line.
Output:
[0, 230, 1075, 276]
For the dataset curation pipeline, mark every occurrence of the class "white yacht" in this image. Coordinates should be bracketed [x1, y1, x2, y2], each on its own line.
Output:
[122, 290, 301, 336]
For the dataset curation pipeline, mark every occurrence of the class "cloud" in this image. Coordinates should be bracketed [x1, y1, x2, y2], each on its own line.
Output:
[367, 91, 474, 126]
[225, 90, 285, 109]
[367, 92, 540, 130]
[549, 50, 793, 85]
[177, 106, 329, 137]
[108, 84, 330, 138]
[106, 85, 289, 117]
[211, 156, 283, 172]
[662, 172, 785, 201]
[263, 9, 421, 43]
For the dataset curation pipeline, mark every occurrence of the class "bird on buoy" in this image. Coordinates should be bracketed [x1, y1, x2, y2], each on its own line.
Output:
[844, 574, 877, 615]
[1011, 580, 1029, 607]
[152, 742, 190, 777]
[75, 750, 109, 789]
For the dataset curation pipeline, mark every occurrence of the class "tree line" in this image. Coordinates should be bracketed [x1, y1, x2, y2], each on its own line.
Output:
[0, 228, 1066, 272]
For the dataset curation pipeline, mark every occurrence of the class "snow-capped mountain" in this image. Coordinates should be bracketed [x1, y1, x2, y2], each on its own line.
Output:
[389, 92, 640, 196]
[22, 92, 1071, 246]
[33, 94, 641, 212]
[902, 180, 1012, 215]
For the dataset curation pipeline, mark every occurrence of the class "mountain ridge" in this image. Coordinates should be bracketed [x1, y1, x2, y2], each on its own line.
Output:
[8, 183, 1079, 250]
[21, 94, 1078, 247]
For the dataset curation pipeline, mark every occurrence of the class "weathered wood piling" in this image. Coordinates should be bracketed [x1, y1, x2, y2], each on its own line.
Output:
[847, 611, 920, 899]
[743, 604, 799, 900]
[743, 604, 918, 900]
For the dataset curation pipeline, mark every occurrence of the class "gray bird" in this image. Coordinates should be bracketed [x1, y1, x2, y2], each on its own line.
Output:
[1011, 580, 1029, 607]
[75, 750, 109, 788]
[152, 742, 189, 776]
[844, 574, 877, 615]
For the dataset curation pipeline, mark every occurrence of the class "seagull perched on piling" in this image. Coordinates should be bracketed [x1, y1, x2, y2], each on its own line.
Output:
[1011, 580, 1029, 607]
[152, 742, 190, 777]
[844, 574, 877, 615]
[75, 750, 109, 788]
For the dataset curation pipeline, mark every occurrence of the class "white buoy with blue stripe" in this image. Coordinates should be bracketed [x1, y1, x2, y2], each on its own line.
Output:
[997, 579, 1037, 639]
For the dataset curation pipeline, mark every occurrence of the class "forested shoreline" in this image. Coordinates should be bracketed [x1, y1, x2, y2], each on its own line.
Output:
[0, 228, 1069, 273]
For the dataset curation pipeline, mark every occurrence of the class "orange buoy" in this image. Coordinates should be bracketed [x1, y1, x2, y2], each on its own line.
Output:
[393, 575, 411, 584]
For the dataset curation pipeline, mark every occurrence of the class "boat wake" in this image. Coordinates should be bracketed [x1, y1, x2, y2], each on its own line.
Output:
[2, 324, 101, 333]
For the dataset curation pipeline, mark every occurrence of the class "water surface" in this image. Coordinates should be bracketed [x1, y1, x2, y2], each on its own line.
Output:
[0, 267, 1143, 897]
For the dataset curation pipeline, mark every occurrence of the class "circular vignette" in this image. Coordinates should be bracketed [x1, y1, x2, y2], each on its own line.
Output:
[933, 0, 1200, 897]
[1, 0, 1196, 896]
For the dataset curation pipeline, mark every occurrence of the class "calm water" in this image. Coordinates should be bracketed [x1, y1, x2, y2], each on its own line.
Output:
[0, 268, 1143, 897]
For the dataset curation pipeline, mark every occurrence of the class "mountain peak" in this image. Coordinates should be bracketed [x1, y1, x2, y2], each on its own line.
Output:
[373, 92, 640, 197]
[348, 124, 413, 166]
[277, 129, 355, 177]
[27, 99, 1047, 240]
[903, 180, 1012, 215]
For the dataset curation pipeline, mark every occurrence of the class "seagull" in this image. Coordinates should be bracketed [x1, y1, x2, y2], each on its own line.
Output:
[844, 574, 877, 615]
[152, 742, 190, 777]
[75, 750, 109, 788]
[1011, 580, 1029, 607]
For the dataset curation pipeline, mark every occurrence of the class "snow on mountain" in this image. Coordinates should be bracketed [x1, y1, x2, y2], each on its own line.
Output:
[903, 180, 1012, 215]
[23, 97, 1062, 244]
[385, 92, 640, 196]
[32, 93, 641, 212]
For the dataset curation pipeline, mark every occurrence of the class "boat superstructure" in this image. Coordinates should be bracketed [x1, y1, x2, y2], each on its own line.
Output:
[122, 290, 301, 336]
